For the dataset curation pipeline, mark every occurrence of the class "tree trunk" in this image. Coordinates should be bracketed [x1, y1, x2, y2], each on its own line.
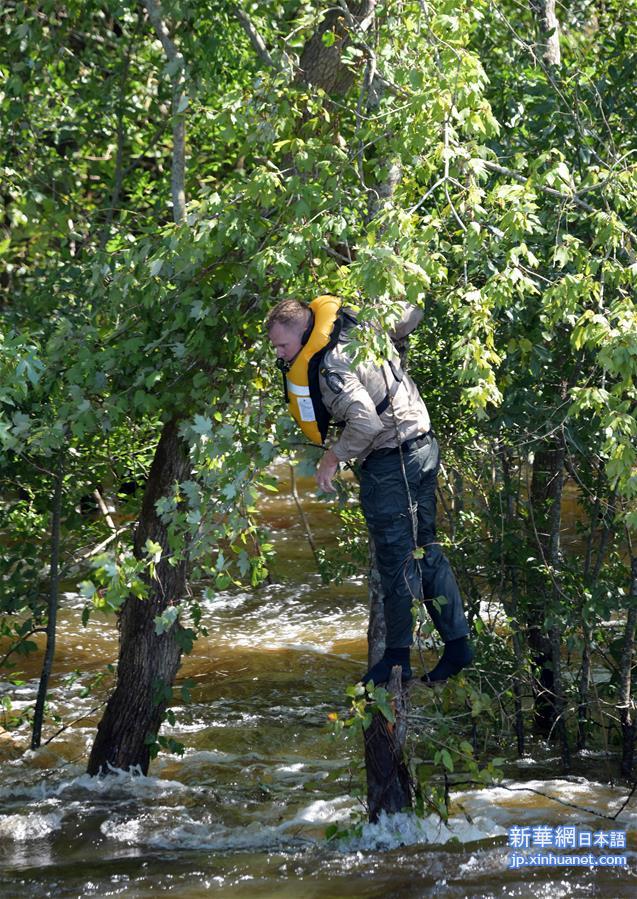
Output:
[364, 665, 412, 821]
[619, 557, 637, 779]
[576, 630, 592, 752]
[141, 0, 187, 222]
[297, 1, 376, 96]
[238, 0, 411, 819]
[87, 419, 190, 774]
[87, 2, 191, 777]
[544, 439, 570, 770]
[499, 443, 526, 757]
[577, 474, 615, 751]
[31, 463, 63, 749]
[529, 0, 561, 67]
[528, 438, 570, 768]
[367, 538, 386, 669]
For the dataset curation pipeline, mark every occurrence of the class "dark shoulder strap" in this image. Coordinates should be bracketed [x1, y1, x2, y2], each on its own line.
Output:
[375, 359, 404, 417]
[308, 346, 332, 442]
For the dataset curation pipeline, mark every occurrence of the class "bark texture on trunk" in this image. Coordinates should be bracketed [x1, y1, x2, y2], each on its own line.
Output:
[367, 538, 386, 668]
[87, 419, 191, 775]
[619, 558, 637, 779]
[298, 1, 376, 96]
[528, 440, 570, 770]
[363, 666, 412, 821]
[88, 4, 190, 777]
[529, 0, 561, 67]
[31, 464, 63, 749]
[499, 444, 526, 756]
[577, 478, 615, 751]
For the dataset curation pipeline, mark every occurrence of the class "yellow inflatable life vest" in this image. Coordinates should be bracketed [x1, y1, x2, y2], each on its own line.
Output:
[286, 295, 341, 445]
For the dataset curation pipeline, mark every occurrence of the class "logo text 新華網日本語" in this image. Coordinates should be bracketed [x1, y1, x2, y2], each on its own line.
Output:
[507, 826, 627, 869]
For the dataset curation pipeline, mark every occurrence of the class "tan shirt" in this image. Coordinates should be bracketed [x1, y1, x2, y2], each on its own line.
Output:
[318, 305, 431, 463]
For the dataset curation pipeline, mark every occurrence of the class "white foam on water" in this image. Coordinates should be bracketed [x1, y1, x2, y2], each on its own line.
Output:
[0, 698, 33, 711]
[101, 813, 297, 852]
[338, 809, 507, 852]
[458, 853, 482, 873]
[177, 748, 241, 765]
[451, 777, 637, 829]
[229, 614, 363, 652]
[99, 795, 357, 853]
[152, 820, 292, 852]
[198, 584, 365, 651]
[284, 796, 354, 827]
[259, 640, 338, 655]
[162, 717, 208, 734]
[101, 815, 144, 844]
[56, 768, 203, 801]
[577, 749, 615, 759]
[200, 591, 254, 612]
[478, 598, 507, 625]
[0, 811, 63, 841]
[274, 762, 306, 775]
[0, 766, 203, 804]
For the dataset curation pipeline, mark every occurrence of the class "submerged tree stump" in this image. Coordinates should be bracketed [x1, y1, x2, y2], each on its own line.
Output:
[364, 666, 412, 822]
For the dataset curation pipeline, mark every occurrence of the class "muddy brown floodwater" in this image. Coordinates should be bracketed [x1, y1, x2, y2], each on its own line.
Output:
[0, 465, 636, 897]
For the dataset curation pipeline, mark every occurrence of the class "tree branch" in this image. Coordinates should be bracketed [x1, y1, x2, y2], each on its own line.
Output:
[233, 7, 279, 70]
[93, 488, 117, 533]
[140, 0, 186, 223]
[482, 159, 596, 213]
[99, 10, 142, 248]
[0, 628, 47, 669]
[529, 0, 561, 68]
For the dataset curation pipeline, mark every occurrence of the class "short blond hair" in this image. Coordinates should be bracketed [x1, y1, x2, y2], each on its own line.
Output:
[265, 298, 309, 333]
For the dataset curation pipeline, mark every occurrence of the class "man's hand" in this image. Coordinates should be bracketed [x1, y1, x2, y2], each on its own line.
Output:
[316, 448, 340, 493]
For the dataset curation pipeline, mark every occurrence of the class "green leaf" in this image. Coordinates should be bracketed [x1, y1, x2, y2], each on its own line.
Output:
[154, 606, 179, 635]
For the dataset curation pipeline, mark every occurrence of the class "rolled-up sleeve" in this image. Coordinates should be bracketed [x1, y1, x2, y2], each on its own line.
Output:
[391, 302, 424, 341]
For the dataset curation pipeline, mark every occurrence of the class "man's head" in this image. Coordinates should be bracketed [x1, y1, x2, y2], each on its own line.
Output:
[266, 299, 312, 364]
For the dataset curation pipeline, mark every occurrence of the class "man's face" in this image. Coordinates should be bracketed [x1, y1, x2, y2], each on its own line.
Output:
[268, 322, 305, 364]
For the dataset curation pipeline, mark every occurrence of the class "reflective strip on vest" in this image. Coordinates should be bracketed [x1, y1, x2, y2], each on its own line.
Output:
[287, 382, 310, 396]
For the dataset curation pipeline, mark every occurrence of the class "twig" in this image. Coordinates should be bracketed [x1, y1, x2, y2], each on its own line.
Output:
[0, 628, 47, 669]
[93, 488, 117, 533]
[408, 176, 447, 214]
[41, 702, 107, 747]
[233, 7, 280, 71]
[289, 463, 324, 578]
[71, 525, 130, 564]
[482, 159, 594, 213]
[493, 781, 637, 823]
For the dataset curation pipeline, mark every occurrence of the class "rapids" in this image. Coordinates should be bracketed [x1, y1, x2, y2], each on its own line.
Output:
[1, 468, 635, 897]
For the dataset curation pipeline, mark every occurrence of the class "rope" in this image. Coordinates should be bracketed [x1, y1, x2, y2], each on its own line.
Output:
[381, 364, 419, 550]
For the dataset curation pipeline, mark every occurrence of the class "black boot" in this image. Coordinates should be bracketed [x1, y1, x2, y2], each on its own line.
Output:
[422, 636, 474, 685]
[362, 646, 412, 686]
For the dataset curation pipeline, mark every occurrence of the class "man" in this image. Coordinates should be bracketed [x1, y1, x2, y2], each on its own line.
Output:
[267, 296, 473, 686]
